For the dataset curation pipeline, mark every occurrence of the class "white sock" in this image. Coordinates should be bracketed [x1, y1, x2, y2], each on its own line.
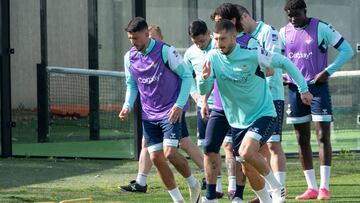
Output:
[320, 165, 331, 190]
[216, 176, 223, 192]
[228, 176, 236, 192]
[274, 171, 286, 186]
[168, 187, 184, 202]
[304, 169, 318, 190]
[136, 173, 147, 186]
[186, 175, 197, 188]
[254, 186, 272, 203]
[263, 171, 282, 190]
[265, 181, 271, 193]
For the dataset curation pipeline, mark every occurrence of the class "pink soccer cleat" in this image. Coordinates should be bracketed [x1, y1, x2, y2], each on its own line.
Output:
[317, 188, 331, 200]
[295, 188, 319, 200]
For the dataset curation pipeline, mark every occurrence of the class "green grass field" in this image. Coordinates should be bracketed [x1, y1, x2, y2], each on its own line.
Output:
[0, 154, 360, 202]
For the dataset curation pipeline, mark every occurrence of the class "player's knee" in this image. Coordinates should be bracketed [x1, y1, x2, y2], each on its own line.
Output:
[164, 150, 178, 161]
[222, 142, 232, 150]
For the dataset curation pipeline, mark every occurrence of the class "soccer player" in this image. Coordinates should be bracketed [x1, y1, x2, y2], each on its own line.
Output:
[119, 17, 201, 203]
[200, 19, 313, 203]
[120, 24, 205, 196]
[235, 5, 287, 203]
[279, 0, 354, 200]
[204, 3, 259, 202]
[184, 19, 231, 198]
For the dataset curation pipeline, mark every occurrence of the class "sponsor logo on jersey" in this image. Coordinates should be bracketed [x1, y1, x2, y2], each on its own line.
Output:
[288, 52, 313, 60]
[138, 72, 163, 84]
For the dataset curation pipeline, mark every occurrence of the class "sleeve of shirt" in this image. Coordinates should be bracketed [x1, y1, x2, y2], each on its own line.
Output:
[199, 54, 215, 95]
[264, 28, 282, 87]
[123, 51, 138, 111]
[258, 47, 308, 93]
[163, 45, 192, 109]
[319, 22, 354, 75]
[183, 49, 199, 98]
[278, 27, 286, 52]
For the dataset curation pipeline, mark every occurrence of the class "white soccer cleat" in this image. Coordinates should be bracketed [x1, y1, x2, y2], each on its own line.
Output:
[189, 180, 201, 203]
[271, 186, 286, 203]
[201, 197, 218, 203]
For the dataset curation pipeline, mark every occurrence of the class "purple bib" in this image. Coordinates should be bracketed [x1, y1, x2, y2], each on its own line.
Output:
[285, 18, 327, 84]
[129, 40, 181, 121]
[212, 34, 253, 110]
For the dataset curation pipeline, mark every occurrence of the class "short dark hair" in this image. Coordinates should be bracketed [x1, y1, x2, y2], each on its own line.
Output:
[214, 19, 236, 34]
[210, 3, 243, 32]
[235, 4, 250, 17]
[284, 0, 307, 11]
[188, 19, 208, 37]
[125, 17, 148, 32]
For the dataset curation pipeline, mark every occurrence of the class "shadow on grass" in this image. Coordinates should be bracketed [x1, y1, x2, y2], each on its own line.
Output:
[0, 158, 129, 189]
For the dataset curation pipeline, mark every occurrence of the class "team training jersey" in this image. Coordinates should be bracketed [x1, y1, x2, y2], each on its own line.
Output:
[252, 21, 284, 101]
[279, 18, 353, 84]
[184, 38, 216, 108]
[199, 44, 308, 129]
[212, 33, 259, 110]
[123, 39, 192, 121]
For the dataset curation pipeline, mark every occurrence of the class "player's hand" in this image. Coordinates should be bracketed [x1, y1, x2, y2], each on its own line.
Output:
[300, 91, 313, 106]
[314, 70, 330, 84]
[201, 103, 210, 120]
[119, 107, 129, 121]
[202, 60, 211, 80]
[168, 105, 183, 124]
[265, 67, 274, 77]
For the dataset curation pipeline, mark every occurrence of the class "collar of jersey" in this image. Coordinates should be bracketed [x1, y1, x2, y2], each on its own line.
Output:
[222, 44, 239, 59]
[141, 38, 156, 55]
[204, 38, 215, 53]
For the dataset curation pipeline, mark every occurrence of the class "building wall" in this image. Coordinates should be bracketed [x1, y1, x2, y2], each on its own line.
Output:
[9, 0, 360, 108]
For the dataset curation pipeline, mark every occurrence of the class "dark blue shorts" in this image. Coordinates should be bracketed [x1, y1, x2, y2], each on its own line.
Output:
[232, 116, 277, 157]
[142, 118, 181, 153]
[180, 112, 189, 138]
[267, 100, 284, 143]
[197, 106, 210, 146]
[286, 83, 332, 124]
[204, 109, 232, 153]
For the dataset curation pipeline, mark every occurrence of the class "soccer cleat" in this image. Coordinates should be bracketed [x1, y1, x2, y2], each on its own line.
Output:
[189, 180, 201, 203]
[228, 190, 236, 200]
[295, 188, 318, 200]
[216, 191, 224, 199]
[201, 197, 219, 203]
[231, 197, 244, 203]
[317, 188, 331, 200]
[201, 177, 206, 190]
[247, 197, 260, 203]
[271, 186, 286, 203]
[119, 180, 147, 193]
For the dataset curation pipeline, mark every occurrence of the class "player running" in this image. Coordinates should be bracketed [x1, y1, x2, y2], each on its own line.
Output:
[119, 17, 201, 203]
[200, 19, 313, 203]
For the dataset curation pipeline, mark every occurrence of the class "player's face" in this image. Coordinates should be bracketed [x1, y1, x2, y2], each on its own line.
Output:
[287, 8, 307, 27]
[128, 30, 149, 51]
[149, 29, 163, 41]
[191, 33, 211, 50]
[213, 30, 236, 55]
[239, 13, 250, 33]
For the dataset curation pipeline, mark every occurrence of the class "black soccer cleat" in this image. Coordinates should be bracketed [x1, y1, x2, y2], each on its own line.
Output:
[119, 180, 147, 193]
